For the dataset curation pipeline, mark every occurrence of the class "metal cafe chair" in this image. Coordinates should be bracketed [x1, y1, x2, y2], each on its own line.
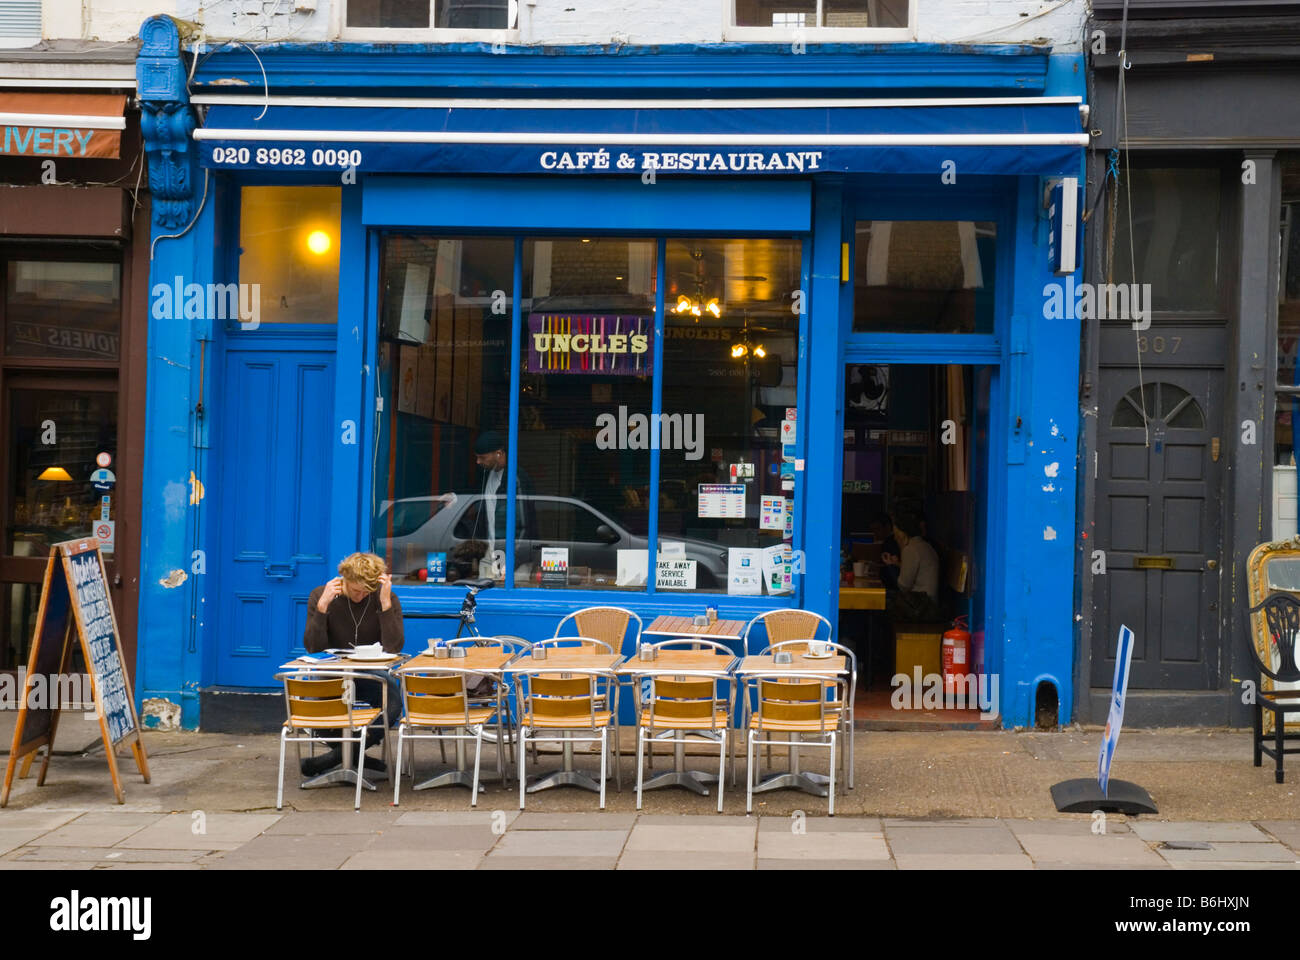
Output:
[765, 639, 857, 790]
[275, 670, 388, 811]
[1246, 592, 1300, 783]
[555, 606, 642, 731]
[634, 640, 732, 813]
[446, 633, 532, 779]
[392, 668, 490, 807]
[639, 637, 736, 781]
[744, 673, 841, 816]
[514, 668, 617, 810]
[530, 635, 620, 783]
[736, 609, 835, 783]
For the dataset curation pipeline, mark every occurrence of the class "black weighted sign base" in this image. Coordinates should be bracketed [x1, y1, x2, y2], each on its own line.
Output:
[1050, 777, 1158, 815]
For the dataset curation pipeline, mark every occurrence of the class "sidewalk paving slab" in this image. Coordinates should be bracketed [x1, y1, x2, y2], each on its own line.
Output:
[617, 851, 755, 869]
[758, 858, 896, 869]
[1006, 818, 1132, 836]
[204, 834, 377, 870]
[367, 825, 499, 852]
[895, 853, 1033, 869]
[757, 832, 889, 860]
[511, 812, 634, 830]
[1154, 842, 1298, 863]
[394, 811, 518, 828]
[492, 829, 628, 857]
[0, 860, 108, 870]
[35, 812, 164, 847]
[886, 822, 1020, 855]
[1257, 821, 1300, 850]
[624, 822, 755, 853]
[340, 849, 482, 869]
[1130, 821, 1274, 843]
[7, 846, 203, 863]
[1034, 862, 1170, 870]
[480, 855, 617, 870]
[0, 828, 60, 856]
[116, 813, 281, 851]
[1166, 861, 1299, 870]
[759, 816, 882, 833]
[0, 811, 81, 831]
[1014, 834, 1167, 867]
[266, 811, 399, 834]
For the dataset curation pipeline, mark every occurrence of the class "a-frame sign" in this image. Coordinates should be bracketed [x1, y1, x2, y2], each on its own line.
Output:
[2, 538, 149, 806]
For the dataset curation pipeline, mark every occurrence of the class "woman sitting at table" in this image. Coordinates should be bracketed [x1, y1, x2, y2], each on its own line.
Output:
[300, 552, 404, 776]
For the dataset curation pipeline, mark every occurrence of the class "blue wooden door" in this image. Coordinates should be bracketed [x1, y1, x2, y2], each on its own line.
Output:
[215, 345, 335, 686]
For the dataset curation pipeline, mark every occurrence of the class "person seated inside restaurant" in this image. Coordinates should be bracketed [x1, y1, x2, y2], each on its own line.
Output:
[887, 511, 942, 624]
[869, 512, 901, 589]
[300, 552, 404, 776]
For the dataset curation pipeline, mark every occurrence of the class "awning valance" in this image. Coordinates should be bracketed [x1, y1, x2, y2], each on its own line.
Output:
[193, 95, 1088, 178]
[0, 93, 126, 159]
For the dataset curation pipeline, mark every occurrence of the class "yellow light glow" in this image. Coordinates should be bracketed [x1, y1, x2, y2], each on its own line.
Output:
[676, 296, 693, 314]
[706, 299, 721, 318]
[306, 230, 331, 255]
[38, 467, 73, 482]
[753, 344, 767, 358]
[731, 344, 747, 358]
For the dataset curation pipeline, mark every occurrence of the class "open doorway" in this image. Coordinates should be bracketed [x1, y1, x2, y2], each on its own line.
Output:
[837, 362, 996, 728]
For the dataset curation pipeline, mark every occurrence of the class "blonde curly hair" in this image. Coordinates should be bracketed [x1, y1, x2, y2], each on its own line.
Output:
[337, 552, 386, 592]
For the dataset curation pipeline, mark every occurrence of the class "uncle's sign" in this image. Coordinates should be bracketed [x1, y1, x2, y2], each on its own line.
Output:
[528, 313, 652, 375]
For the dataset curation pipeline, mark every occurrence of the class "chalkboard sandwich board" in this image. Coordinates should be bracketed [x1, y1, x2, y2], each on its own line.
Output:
[2, 538, 150, 807]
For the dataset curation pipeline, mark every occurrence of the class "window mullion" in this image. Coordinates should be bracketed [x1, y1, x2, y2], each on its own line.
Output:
[646, 237, 667, 597]
[505, 235, 523, 589]
[816, 0, 825, 28]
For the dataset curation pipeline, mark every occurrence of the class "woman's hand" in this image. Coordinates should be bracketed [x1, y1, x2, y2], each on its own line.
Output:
[378, 573, 393, 611]
[317, 577, 344, 613]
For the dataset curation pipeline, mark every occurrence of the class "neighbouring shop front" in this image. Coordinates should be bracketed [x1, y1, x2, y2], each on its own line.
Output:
[0, 45, 148, 687]
[135, 16, 1086, 729]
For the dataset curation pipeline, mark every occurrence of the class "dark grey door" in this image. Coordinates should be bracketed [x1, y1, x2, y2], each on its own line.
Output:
[1093, 370, 1223, 689]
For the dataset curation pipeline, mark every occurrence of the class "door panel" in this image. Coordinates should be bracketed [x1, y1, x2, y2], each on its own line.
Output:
[215, 348, 334, 686]
[1093, 370, 1222, 689]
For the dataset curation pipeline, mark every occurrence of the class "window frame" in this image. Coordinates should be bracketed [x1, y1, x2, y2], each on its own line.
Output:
[338, 0, 521, 43]
[723, 0, 917, 42]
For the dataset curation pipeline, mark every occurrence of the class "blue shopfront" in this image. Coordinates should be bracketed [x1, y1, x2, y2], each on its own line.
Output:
[134, 16, 1086, 730]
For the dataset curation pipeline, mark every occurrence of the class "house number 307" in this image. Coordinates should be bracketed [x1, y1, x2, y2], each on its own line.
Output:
[1137, 336, 1181, 354]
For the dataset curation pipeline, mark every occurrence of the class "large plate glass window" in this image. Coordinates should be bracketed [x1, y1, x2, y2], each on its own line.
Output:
[370, 236, 514, 584]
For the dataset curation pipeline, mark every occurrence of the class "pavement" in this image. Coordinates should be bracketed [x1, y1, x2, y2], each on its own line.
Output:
[1, 726, 1298, 869]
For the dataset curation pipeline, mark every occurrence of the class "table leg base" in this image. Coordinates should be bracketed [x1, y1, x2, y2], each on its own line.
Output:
[525, 770, 602, 794]
[413, 769, 477, 791]
[300, 768, 386, 791]
[751, 772, 829, 797]
[641, 770, 716, 795]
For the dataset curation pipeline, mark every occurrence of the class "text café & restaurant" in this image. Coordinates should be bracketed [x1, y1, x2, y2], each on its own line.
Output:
[134, 16, 1087, 730]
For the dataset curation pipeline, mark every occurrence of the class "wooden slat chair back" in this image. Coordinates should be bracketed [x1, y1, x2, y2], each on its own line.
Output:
[275, 670, 381, 811]
[745, 672, 840, 815]
[402, 672, 475, 727]
[635, 661, 731, 813]
[515, 668, 616, 810]
[743, 609, 831, 655]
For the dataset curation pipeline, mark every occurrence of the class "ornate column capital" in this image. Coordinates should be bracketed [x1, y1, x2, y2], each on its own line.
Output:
[137, 16, 200, 231]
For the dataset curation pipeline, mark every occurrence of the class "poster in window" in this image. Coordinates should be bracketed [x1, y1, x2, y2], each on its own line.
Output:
[846, 364, 889, 420]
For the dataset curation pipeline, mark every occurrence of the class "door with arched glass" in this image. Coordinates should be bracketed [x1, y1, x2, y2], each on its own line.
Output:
[1093, 372, 1223, 689]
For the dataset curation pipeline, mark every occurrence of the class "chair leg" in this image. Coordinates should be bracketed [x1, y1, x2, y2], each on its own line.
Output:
[1275, 710, 1286, 784]
[599, 728, 608, 810]
[1254, 701, 1263, 767]
[354, 727, 368, 811]
[635, 727, 645, 810]
[471, 730, 483, 807]
[848, 712, 855, 790]
[518, 728, 528, 810]
[277, 727, 288, 811]
[393, 726, 404, 806]
[716, 730, 726, 814]
[828, 733, 836, 817]
[746, 731, 755, 814]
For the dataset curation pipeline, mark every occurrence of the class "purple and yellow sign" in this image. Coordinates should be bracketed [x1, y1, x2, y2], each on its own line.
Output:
[527, 313, 652, 375]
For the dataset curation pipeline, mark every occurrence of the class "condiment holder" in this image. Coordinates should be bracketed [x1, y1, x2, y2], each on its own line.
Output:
[693, 614, 708, 627]
[448, 645, 467, 659]
[531, 645, 548, 660]
[773, 651, 794, 664]
[638, 644, 658, 661]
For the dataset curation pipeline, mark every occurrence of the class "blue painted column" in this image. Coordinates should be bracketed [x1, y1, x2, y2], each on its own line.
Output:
[136, 16, 208, 728]
[803, 178, 845, 627]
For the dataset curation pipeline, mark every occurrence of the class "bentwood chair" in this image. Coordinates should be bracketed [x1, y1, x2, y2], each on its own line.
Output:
[447, 634, 532, 778]
[765, 639, 857, 790]
[392, 668, 490, 806]
[1246, 593, 1300, 783]
[276, 671, 387, 811]
[745, 673, 841, 815]
[737, 609, 835, 783]
[515, 669, 617, 809]
[635, 639, 732, 813]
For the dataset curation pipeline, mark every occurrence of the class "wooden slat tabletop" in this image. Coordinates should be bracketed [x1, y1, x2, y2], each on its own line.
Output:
[643, 615, 748, 640]
[399, 649, 514, 674]
[617, 649, 737, 676]
[503, 650, 623, 672]
[279, 654, 405, 672]
[736, 654, 847, 676]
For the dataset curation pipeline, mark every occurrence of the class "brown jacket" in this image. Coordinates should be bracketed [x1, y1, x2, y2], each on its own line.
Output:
[303, 586, 405, 654]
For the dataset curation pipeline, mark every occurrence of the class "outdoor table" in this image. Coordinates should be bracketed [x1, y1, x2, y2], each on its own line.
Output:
[397, 648, 515, 790]
[504, 649, 623, 796]
[643, 615, 748, 641]
[618, 649, 737, 796]
[278, 652, 408, 792]
[735, 653, 848, 798]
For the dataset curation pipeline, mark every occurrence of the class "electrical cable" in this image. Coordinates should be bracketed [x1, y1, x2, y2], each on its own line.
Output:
[149, 166, 210, 261]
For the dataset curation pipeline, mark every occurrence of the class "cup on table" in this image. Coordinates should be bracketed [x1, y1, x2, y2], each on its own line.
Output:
[807, 640, 831, 657]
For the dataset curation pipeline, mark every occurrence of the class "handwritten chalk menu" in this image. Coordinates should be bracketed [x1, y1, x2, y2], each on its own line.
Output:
[2, 538, 149, 806]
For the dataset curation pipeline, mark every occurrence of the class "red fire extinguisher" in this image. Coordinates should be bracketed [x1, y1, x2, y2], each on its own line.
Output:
[941, 616, 972, 696]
